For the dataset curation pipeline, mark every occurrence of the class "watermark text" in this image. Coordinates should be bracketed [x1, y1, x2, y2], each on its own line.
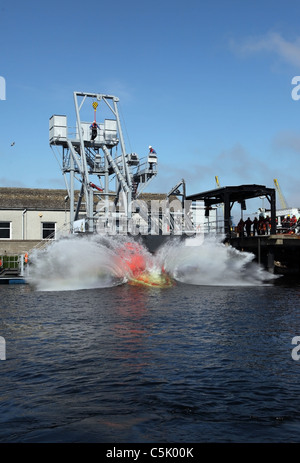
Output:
[0, 76, 6, 100]
[291, 336, 300, 361]
[0, 336, 6, 360]
[95, 198, 198, 237]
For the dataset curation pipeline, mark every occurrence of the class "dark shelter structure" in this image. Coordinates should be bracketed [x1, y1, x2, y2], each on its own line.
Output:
[186, 184, 276, 237]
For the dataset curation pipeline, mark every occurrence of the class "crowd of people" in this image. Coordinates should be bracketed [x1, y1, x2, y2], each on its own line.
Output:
[236, 214, 299, 237]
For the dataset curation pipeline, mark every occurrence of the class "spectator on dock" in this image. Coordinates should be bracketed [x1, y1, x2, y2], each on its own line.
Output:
[258, 217, 267, 235]
[253, 217, 258, 236]
[281, 216, 287, 230]
[245, 217, 253, 237]
[286, 215, 291, 228]
[291, 215, 297, 228]
[237, 218, 245, 237]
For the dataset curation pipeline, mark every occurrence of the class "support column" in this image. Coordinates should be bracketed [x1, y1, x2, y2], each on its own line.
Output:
[270, 190, 276, 234]
[70, 154, 74, 232]
[267, 249, 275, 273]
[224, 193, 231, 237]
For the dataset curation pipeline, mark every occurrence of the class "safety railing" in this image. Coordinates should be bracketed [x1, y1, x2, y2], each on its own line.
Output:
[0, 255, 23, 277]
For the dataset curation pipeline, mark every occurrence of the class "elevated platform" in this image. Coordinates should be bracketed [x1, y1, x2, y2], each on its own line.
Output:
[49, 92, 159, 234]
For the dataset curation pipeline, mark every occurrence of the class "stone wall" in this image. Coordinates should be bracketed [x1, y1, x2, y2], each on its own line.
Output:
[0, 240, 43, 255]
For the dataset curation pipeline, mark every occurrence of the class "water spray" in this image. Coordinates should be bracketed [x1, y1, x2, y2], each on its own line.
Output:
[28, 234, 275, 291]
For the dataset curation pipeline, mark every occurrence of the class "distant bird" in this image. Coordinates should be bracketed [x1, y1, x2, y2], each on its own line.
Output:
[10, 142, 15, 146]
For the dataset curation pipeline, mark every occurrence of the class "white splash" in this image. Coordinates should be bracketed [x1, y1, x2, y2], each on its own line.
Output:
[157, 235, 275, 286]
[28, 235, 132, 291]
[28, 234, 276, 291]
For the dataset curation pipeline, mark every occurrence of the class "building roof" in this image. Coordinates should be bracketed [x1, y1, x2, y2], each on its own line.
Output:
[0, 188, 70, 210]
[0, 187, 176, 211]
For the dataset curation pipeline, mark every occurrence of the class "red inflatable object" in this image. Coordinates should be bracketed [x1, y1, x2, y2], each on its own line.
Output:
[118, 242, 173, 287]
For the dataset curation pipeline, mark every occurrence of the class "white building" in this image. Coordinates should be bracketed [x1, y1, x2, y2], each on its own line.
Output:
[0, 188, 71, 254]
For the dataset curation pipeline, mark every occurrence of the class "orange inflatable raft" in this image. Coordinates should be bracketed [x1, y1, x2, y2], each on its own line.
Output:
[119, 242, 174, 288]
[128, 271, 174, 288]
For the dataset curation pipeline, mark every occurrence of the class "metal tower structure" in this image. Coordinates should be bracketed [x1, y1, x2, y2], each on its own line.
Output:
[49, 92, 158, 233]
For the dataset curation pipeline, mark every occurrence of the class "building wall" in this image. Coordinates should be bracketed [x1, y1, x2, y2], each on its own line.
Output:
[0, 240, 42, 255]
[0, 209, 70, 254]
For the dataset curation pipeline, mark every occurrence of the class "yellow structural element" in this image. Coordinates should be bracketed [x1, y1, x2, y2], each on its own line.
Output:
[273, 178, 288, 209]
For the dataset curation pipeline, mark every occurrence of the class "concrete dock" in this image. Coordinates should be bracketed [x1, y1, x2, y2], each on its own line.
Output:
[229, 234, 300, 275]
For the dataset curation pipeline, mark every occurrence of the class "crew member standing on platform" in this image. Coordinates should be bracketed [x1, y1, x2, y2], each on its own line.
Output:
[149, 145, 156, 154]
[148, 145, 157, 169]
[90, 121, 99, 141]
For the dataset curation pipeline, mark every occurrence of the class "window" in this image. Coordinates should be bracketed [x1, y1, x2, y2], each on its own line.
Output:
[42, 222, 56, 239]
[0, 222, 11, 239]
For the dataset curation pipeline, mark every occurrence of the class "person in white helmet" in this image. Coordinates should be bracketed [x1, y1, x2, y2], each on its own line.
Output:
[148, 146, 157, 170]
[149, 145, 156, 154]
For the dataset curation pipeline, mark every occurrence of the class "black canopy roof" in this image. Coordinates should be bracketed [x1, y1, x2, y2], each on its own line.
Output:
[186, 184, 275, 204]
[186, 184, 276, 236]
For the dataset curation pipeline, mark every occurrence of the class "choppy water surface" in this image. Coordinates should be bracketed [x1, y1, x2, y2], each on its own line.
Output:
[1, 236, 300, 442]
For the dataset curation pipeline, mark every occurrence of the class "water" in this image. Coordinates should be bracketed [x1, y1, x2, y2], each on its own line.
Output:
[0, 236, 300, 443]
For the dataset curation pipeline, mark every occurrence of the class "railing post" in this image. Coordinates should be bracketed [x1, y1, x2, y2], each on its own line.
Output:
[20, 254, 24, 277]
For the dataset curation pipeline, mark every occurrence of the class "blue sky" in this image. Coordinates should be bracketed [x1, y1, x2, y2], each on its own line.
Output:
[1, 0, 300, 216]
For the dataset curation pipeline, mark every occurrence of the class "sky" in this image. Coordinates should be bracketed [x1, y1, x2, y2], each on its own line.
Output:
[1, 0, 300, 218]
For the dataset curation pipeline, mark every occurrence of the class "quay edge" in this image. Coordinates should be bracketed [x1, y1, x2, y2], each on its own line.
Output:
[229, 234, 300, 275]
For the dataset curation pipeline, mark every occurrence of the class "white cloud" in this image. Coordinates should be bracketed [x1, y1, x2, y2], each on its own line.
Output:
[272, 130, 300, 155]
[150, 143, 273, 195]
[0, 177, 26, 187]
[230, 32, 300, 67]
